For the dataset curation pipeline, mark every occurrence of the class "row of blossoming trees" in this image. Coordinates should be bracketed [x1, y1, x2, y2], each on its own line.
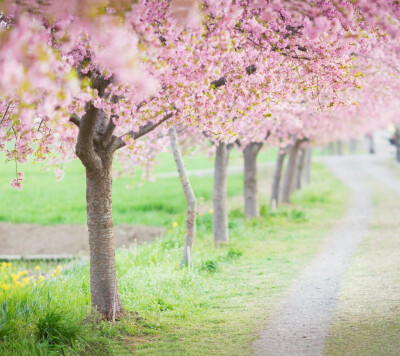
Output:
[1, 0, 400, 320]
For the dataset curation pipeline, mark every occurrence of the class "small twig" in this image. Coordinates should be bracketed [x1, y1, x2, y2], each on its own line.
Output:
[0, 101, 12, 126]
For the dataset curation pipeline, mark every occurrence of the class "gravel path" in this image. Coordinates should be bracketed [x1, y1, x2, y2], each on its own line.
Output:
[252, 155, 391, 356]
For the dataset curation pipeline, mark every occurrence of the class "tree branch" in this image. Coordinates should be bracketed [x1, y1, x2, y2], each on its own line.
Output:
[0, 101, 12, 126]
[75, 104, 102, 170]
[115, 111, 175, 150]
[101, 115, 117, 148]
[69, 114, 81, 127]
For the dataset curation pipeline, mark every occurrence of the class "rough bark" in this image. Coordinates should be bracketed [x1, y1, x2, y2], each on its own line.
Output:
[243, 142, 263, 218]
[213, 142, 231, 244]
[270, 149, 287, 210]
[280, 140, 300, 204]
[168, 126, 197, 267]
[303, 147, 312, 186]
[86, 164, 123, 319]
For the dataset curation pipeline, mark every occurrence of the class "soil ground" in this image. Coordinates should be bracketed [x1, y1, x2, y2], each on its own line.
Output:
[0, 223, 165, 256]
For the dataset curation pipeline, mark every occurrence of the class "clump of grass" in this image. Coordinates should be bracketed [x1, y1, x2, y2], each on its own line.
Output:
[226, 247, 243, 259]
[35, 309, 85, 350]
[289, 209, 306, 222]
[259, 205, 307, 222]
[200, 260, 219, 273]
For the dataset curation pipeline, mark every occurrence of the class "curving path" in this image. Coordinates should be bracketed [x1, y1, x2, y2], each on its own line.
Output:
[253, 155, 399, 356]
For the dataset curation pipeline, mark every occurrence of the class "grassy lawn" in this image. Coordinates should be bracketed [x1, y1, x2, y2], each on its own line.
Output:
[0, 149, 278, 226]
[324, 171, 400, 356]
[0, 163, 348, 355]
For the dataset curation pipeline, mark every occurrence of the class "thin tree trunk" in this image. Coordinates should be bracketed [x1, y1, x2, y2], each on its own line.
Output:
[86, 163, 123, 320]
[337, 140, 343, 155]
[280, 141, 300, 204]
[349, 139, 358, 154]
[367, 134, 375, 154]
[303, 147, 312, 185]
[396, 125, 400, 163]
[328, 142, 335, 155]
[295, 148, 306, 190]
[168, 126, 197, 267]
[243, 142, 263, 218]
[270, 149, 286, 210]
[213, 142, 231, 244]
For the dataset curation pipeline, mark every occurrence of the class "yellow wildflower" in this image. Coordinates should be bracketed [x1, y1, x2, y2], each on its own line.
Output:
[22, 277, 31, 285]
[1, 284, 8, 290]
[209, 209, 214, 214]
[34, 266, 41, 271]
[172, 222, 179, 228]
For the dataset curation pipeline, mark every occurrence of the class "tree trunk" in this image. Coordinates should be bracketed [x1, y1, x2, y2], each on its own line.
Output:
[394, 124, 400, 163]
[367, 134, 375, 154]
[349, 139, 358, 154]
[280, 141, 300, 204]
[270, 149, 286, 210]
[337, 140, 343, 155]
[243, 142, 263, 218]
[303, 147, 312, 185]
[295, 148, 306, 190]
[213, 142, 230, 244]
[86, 164, 123, 320]
[74, 102, 125, 321]
[328, 142, 335, 155]
[168, 126, 197, 267]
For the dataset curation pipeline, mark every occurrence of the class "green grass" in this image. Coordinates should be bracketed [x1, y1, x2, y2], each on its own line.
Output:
[0, 149, 278, 226]
[0, 163, 348, 355]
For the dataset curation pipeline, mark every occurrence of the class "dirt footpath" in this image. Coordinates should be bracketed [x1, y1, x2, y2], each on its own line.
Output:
[253, 156, 373, 356]
[0, 223, 165, 256]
